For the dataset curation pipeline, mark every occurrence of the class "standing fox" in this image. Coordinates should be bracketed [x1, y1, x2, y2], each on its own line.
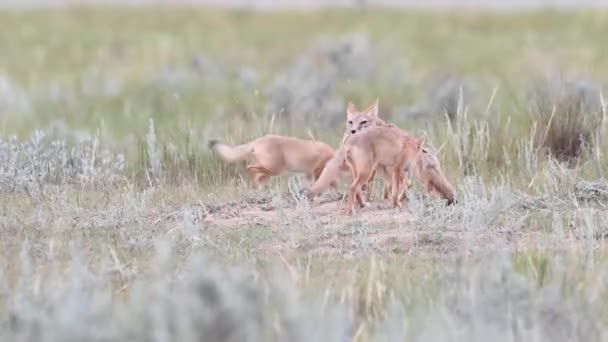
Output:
[344, 99, 456, 205]
[343, 100, 412, 200]
[208, 135, 336, 190]
[307, 125, 425, 214]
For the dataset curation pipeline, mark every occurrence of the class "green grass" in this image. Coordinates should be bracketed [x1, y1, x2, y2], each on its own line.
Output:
[1, 8, 607, 133]
[2, 9, 607, 79]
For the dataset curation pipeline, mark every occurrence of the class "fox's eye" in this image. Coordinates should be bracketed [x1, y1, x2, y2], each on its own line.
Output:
[361, 120, 367, 125]
[348, 120, 353, 125]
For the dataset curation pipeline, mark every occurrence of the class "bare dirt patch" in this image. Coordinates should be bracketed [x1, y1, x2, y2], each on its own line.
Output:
[196, 193, 606, 258]
[195, 194, 509, 257]
[202, 193, 415, 228]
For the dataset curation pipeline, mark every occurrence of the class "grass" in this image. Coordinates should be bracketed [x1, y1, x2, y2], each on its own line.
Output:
[1, 6, 608, 341]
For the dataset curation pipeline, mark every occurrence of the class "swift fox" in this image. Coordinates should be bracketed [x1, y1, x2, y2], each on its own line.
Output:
[342, 99, 411, 200]
[409, 148, 456, 205]
[344, 100, 456, 205]
[208, 135, 336, 190]
[307, 125, 424, 214]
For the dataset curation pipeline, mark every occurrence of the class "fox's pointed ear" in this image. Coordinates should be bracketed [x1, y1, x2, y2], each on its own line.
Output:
[365, 98, 379, 118]
[347, 102, 358, 118]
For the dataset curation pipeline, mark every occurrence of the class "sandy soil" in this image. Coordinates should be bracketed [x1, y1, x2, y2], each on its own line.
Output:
[192, 193, 581, 258]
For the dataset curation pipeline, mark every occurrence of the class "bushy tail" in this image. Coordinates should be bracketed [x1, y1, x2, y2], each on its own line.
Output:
[208, 140, 254, 163]
[307, 146, 348, 196]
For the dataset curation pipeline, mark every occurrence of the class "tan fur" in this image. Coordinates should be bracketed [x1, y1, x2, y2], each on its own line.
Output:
[308, 146, 347, 196]
[342, 99, 412, 201]
[342, 99, 411, 199]
[410, 150, 457, 205]
[344, 100, 457, 205]
[308, 126, 424, 215]
[209, 135, 336, 190]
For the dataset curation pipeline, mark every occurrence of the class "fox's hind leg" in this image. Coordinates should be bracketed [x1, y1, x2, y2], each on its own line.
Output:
[355, 190, 366, 208]
[256, 174, 271, 188]
[249, 172, 268, 190]
[384, 172, 411, 201]
[247, 165, 273, 190]
[344, 175, 359, 215]
[379, 167, 394, 201]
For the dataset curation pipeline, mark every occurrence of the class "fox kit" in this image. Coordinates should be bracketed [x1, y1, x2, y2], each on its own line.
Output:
[410, 150, 456, 205]
[209, 135, 336, 190]
[343, 99, 412, 199]
[344, 99, 456, 205]
[308, 125, 424, 215]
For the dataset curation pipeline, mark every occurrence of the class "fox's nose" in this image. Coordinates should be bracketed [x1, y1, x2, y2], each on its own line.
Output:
[351, 129, 357, 134]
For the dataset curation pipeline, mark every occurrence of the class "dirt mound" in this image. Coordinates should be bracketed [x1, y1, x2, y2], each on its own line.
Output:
[202, 192, 414, 228]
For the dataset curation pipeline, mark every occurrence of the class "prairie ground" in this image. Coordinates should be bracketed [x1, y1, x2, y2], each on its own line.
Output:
[1, 7, 608, 341]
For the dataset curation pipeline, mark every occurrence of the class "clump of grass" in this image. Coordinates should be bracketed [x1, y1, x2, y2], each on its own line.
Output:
[529, 78, 602, 162]
[441, 87, 513, 178]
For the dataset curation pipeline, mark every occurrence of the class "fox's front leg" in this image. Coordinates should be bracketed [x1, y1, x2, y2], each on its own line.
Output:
[247, 164, 273, 190]
[382, 183, 391, 200]
[361, 168, 376, 205]
[344, 182, 358, 215]
[390, 168, 403, 208]
[380, 166, 393, 200]
[343, 162, 359, 215]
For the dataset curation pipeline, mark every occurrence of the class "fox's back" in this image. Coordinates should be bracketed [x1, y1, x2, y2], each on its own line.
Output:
[260, 134, 332, 154]
[346, 126, 400, 160]
[347, 126, 423, 168]
[348, 126, 403, 148]
[254, 134, 334, 173]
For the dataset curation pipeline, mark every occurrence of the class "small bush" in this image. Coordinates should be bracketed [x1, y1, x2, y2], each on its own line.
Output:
[529, 78, 602, 162]
[0, 130, 125, 196]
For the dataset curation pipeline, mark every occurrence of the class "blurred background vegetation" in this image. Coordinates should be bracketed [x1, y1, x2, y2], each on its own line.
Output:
[1, 8, 607, 189]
